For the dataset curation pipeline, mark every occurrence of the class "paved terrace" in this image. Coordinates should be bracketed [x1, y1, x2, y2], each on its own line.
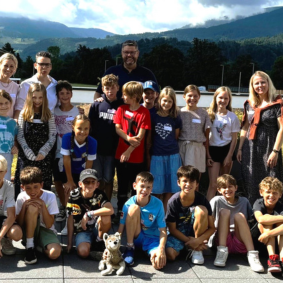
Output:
[1, 196, 283, 283]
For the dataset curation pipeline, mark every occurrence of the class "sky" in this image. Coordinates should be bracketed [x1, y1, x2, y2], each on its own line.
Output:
[1, 0, 283, 34]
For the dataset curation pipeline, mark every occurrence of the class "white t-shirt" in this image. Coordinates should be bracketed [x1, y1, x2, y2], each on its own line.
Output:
[16, 74, 58, 113]
[0, 179, 15, 216]
[209, 110, 240, 147]
[15, 190, 59, 232]
[54, 106, 79, 159]
[0, 81, 20, 118]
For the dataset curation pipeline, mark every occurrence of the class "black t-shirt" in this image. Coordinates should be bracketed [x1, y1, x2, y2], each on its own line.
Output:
[253, 198, 283, 216]
[166, 191, 212, 231]
[67, 188, 109, 233]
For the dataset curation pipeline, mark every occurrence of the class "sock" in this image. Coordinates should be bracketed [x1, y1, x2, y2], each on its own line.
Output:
[96, 236, 103, 242]
[26, 238, 34, 249]
[127, 243, 134, 249]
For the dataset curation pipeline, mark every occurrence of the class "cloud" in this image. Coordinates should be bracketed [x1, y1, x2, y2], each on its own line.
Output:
[1, 0, 283, 34]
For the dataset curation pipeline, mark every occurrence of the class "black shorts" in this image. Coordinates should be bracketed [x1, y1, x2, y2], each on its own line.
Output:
[209, 143, 236, 164]
[52, 158, 80, 185]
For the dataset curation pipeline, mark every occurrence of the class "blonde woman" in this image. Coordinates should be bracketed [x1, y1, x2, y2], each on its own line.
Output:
[237, 71, 283, 204]
[0, 53, 19, 118]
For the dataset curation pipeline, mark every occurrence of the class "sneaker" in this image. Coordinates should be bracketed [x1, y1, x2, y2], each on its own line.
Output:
[247, 251, 264, 273]
[1, 237, 16, 255]
[214, 246, 228, 267]
[55, 209, 66, 222]
[60, 223, 68, 235]
[123, 247, 135, 266]
[267, 254, 281, 273]
[191, 250, 204, 265]
[24, 247, 37, 264]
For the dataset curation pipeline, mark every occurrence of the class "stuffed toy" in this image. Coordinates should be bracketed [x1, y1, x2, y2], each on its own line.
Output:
[98, 232, 126, 276]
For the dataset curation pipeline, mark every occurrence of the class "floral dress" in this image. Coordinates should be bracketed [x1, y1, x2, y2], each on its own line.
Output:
[14, 112, 56, 198]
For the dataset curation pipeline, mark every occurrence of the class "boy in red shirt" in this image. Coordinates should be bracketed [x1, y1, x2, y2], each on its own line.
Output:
[113, 81, 151, 221]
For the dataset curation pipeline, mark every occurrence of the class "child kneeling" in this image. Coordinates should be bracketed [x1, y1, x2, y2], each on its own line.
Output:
[66, 169, 114, 258]
[210, 174, 264, 272]
[16, 167, 61, 264]
[166, 166, 215, 264]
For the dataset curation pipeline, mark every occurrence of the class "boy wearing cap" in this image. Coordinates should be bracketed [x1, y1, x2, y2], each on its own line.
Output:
[66, 169, 114, 258]
[142, 80, 159, 115]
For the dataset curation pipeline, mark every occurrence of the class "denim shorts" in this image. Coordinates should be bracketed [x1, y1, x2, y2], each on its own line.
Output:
[150, 153, 182, 194]
[75, 222, 99, 247]
[134, 230, 160, 255]
[92, 154, 115, 183]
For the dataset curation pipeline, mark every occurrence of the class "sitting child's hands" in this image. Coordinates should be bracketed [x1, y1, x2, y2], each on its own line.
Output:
[258, 232, 270, 245]
[150, 247, 166, 269]
[81, 213, 88, 231]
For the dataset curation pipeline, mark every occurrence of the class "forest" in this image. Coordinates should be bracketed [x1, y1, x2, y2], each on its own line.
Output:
[3, 36, 283, 90]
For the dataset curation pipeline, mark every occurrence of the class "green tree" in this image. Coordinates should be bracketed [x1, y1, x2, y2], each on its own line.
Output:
[185, 38, 225, 87]
[271, 56, 283, 89]
[142, 44, 185, 89]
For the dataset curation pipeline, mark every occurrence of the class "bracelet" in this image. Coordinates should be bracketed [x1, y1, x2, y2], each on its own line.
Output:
[273, 149, 279, 154]
[85, 212, 92, 220]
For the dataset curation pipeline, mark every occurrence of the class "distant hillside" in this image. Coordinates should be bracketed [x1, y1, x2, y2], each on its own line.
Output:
[0, 16, 114, 44]
[19, 7, 283, 59]
[69, 27, 114, 38]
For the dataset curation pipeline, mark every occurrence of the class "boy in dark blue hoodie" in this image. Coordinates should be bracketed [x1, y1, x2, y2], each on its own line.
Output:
[89, 74, 124, 201]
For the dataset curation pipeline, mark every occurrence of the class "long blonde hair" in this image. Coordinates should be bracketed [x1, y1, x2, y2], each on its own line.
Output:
[22, 83, 51, 122]
[208, 86, 232, 122]
[249, 71, 277, 107]
[157, 86, 179, 118]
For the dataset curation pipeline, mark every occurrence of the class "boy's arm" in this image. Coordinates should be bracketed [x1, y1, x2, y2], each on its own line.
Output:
[117, 223, 124, 235]
[81, 202, 114, 230]
[254, 210, 283, 225]
[150, 227, 167, 269]
[185, 215, 215, 250]
[63, 155, 76, 192]
[115, 124, 141, 147]
[167, 222, 190, 242]
[67, 215, 74, 253]
[40, 200, 55, 229]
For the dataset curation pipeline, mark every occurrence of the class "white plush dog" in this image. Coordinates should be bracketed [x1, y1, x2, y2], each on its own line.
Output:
[98, 232, 125, 276]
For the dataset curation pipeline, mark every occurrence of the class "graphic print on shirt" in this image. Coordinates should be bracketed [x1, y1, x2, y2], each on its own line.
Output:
[0, 118, 15, 153]
[155, 122, 172, 140]
[123, 113, 138, 144]
[216, 122, 227, 140]
[55, 115, 74, 137]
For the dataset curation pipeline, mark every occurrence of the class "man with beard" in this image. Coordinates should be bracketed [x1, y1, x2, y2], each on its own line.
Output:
[94, 40, 159, 100]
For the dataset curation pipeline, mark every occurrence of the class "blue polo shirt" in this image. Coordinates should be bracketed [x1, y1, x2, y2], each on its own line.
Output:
[96, 64, 159, 99]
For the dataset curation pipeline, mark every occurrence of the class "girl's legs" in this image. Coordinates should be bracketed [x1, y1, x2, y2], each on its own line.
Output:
[207, 162, 221, 201]
[220, 161, 233, 176]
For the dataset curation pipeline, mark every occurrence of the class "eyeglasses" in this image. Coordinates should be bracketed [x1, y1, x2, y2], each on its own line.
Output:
[36, 63, 52, 67]
[122, 51, 138, 56]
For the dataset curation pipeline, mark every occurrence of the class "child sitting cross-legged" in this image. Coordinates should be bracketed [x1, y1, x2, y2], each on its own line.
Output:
[15, 166, 61, 264]
[253, 177, 283, 273]
[210, 174, 264, 272]
[66, 169, 114, 258]
[166, 165, 215, 265]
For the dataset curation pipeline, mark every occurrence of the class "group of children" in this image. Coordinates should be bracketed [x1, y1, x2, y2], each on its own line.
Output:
[1, 65, 283, 275]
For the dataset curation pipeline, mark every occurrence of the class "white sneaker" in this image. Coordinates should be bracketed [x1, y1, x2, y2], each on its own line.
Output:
[247, 250, 264, 273]
[60, 222, 68, 235]
[214, 246, 228, 267]
[191, 250, 204, 265]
